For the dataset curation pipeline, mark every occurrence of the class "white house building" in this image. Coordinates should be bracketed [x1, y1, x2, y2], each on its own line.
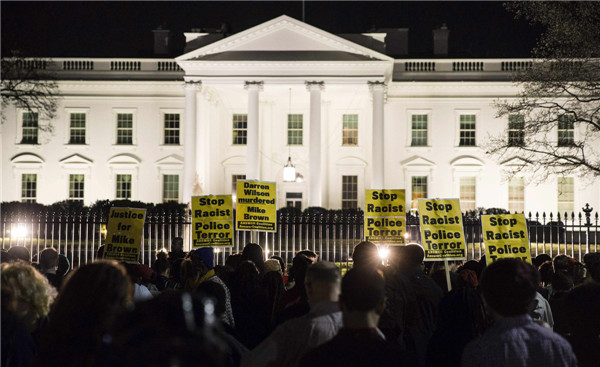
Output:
[2, 15, 598, 214]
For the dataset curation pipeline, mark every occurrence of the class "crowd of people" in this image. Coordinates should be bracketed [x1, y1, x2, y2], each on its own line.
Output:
[1, 239, 599, 367]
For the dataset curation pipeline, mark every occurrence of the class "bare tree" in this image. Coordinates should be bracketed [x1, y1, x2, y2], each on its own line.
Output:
[1, 52, 59, 133]
[488, 2, 600, 182]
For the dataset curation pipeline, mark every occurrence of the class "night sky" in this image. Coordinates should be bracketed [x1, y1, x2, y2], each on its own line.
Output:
[1, 1, 542, 58]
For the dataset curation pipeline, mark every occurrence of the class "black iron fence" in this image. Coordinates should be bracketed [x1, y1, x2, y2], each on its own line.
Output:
[1, 204, 598, 268]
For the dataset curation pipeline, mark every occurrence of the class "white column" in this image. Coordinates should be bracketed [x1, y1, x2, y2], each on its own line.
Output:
[183, 81, 201, 203]
[245, 81, 263, 180]
[306, 81, 324, 207]
[370, 81, 386, 189]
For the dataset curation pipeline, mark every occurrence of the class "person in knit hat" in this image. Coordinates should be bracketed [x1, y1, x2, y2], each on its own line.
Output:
[181, 247, 235, 328]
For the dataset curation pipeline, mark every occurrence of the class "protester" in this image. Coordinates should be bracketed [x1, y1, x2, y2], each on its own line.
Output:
[583, 252, 600, 282]
[181, 248, 235, 327]
[1, 262, 57, 367]
[168, 236, 186, 264]
[261, 259, 285, 328]
[243, 262, 343, 367]
[277, 253, 312, 324]
[33, 261, 133, 367]
[101, 291, 230, 367]
[7, 246, 31, 263]
[231, 260, 268, 348]
[561, 282, 600, 367]
[426, 267, 489, 367]
[241, 243, 265, 275]
[299, 268, 404, 367]
[38, 248, 62, 290]
[461, 258, 577, 367]
[396, 244, 443, 366]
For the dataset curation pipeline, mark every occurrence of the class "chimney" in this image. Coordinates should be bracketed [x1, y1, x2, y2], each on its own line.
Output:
[377, 28, 409, 56]
[433, 24, 449, 56]
[153, 25, 172, 56]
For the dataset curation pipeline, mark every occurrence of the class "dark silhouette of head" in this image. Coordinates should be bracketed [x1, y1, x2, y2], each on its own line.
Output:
[352, 241, 380, 270]
[480, 258, 539, 317]
[57, 254, 71, 277]
[225, 253, 242, 270]
[340, 268, 385, 312]
[289, 254, 311, 289]
[401, 244, 425, 269]
[241, 243, 264, 273]
[270, 255, 287, 274]
[7, 246, 31, 263]
[172, 237, 184, 253]
[583, 252, 600, 282]
[39, 248, 59, 272]
[297, 249, 318, 263]
[533, 254, 552, 269]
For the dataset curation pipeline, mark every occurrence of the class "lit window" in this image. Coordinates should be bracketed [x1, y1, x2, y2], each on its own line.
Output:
[286, 192, 303, 210]
[411, 176, 428, 209]
[164, 114, 180, 145]
[460, 176, 476, 211]
[558, 114, 574, 147]
[287, 114, 303, 145]
[21, 174, 37, 203]
[557, 177, 574, 213]
[342, 175, 358, 209]
[411, 114, 428, 146]
[21, 112, 38, 144]
[508, 177, 524, 213]
[69, 113, 86, 144]
[459, 114, 476, 146]
[508, 115, 524, 147]
[163, 174, 179, 202]
[342, 114, 358, 146]
[116, 113, 133, 145]
[69, 174, 85, 202]
[116, 174, 132, 199]
[232, 114, 247, 145]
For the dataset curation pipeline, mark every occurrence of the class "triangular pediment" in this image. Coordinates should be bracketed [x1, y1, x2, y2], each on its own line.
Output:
[60, 154, 93, 165]
[401, 156, 436, 167]
[156, 154, 184, 167]
[177, 15, 392, 62]
[500, 157, 530, 167]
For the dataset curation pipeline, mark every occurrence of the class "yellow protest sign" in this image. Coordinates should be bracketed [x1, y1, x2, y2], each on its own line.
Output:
[191, 195, 233, 247]
[418, 199, 466, 261]
[364, 217, 406, 244]
[104, 207, 146, 262]
[482, 214, 531, 264]
[236, 180, 277, 232]
[365, 190, 405, 217]
[364, 189, 406, 244]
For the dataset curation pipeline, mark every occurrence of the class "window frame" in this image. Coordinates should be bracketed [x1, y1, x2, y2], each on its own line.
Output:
[342, 114, 359, 146]
[507, 177, 525, 213]
[507, 114, 525, 147]
[68, 174, 85, 202]
[115, 173, 133, 200]
[341, 175, 359, 209]
[287, 113, 304, 146]
[557, 114, 575, 147]
[409, 113, 429, 147]
[557, 177, 574, 213]
[162, 111, 182, 146]
[162, 174, 180, 203]
[454, 110, 479, 147]
[232, 113, 248, 146]
[410, 175, 428, 209]
[20, 111, 39, 145]
[112, 108, 137, 146]
[21, 173, 37, 203]
[459, 176, 477, 212]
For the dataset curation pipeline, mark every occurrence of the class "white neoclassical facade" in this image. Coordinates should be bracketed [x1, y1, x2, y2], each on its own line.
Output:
[1, 16, 598, 214]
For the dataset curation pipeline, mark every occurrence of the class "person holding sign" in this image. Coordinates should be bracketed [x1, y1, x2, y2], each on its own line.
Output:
[461, 259, 576, 367]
